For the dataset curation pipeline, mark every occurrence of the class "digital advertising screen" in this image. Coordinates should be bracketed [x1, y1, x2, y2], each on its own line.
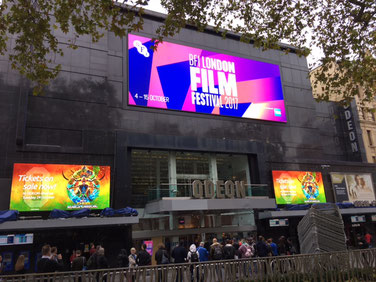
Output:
[269, 219, 289, 227]
[10, 163, 110, 212]
[351, 215, 366, 223]
[0, 234, 33, 246]
[330, 172, 375, 203]
[128, 34, 286, 122]
[272, 171, 326, 205]
[144, 240, 153, 256]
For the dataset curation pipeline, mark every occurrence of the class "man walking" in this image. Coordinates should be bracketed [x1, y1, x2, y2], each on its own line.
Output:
[137, 244, 151, 266]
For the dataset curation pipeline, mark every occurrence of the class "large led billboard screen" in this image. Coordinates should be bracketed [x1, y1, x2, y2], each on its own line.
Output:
[128, 34, 286, 122]
[10, 163, 110, 211]
[272, 171, 326, 205]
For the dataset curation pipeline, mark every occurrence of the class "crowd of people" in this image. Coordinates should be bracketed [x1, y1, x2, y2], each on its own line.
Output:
[154, 236, 297, 266]
[34, 242, 152, 274]
[0, 232, 372, 277]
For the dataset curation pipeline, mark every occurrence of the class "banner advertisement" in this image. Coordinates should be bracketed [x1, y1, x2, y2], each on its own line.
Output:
[272, 171, 326, 205]
[10, 163, 110, 212]
[330, 173, 375, 203]
[128, 34, 286, 122]
[144, 240, 153, 256]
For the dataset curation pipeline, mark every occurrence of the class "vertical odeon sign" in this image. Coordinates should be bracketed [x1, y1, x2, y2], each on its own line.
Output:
[343, 105, 359, 153]
[128, 34, 287, 122]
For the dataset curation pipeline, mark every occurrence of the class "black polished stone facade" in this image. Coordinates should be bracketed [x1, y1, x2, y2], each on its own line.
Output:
[0, 12, 375, 210]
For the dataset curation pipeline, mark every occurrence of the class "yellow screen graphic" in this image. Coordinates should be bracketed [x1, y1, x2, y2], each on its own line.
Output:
[10, 163, 110, 211]
[272, 170, 326, 205]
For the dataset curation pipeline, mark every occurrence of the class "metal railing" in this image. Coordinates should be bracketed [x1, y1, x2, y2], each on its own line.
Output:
[2, 248, 376, 281]
[148, 183, 270, 201]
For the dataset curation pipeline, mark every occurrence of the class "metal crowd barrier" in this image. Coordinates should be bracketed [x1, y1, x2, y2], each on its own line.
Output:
[2, 248, 376, 282]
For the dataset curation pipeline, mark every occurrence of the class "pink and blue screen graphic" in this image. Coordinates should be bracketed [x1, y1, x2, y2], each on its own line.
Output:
[128, 34, 286, 122]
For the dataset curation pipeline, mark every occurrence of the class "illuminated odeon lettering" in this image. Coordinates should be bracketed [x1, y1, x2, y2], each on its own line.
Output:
[192, 179, 246, 199]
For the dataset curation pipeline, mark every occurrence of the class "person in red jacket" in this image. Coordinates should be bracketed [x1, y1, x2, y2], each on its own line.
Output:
[364, 232, 373, 248]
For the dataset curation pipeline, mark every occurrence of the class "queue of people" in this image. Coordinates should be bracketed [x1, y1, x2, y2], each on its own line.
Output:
[10, 242, 150, 276]
[154, 236, 298, 266]
[2, 232, 372, 277]
[28, 236, 295, 275]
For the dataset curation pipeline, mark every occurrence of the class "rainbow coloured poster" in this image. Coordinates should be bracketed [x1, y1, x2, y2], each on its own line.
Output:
[10, 163, 110, 211]
[272, 171, 326, 205]
[128, 34, 286, 122]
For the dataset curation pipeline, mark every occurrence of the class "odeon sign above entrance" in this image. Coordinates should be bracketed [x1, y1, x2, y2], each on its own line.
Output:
[191, 180, 247, 199]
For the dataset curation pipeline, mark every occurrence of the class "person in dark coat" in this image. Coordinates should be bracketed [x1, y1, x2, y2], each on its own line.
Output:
[137, 244, 151, 266]
[37, 244, 64, 273]
[71, 250, 86, 271]
[96, 248, 109, 269]
[357, 235, 369, 249]
[256, 236, 269, 257]
[117, 249, 129, 268]
[155, 243, 169, 282]
[172, 241, 188, 263]
[277, 236, 289, 256]
[155, 243, 169, 265]
[223, 239, 236, 260]
[210, 238, 223, 260]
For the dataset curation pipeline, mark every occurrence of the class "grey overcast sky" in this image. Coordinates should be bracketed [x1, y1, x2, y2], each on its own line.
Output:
[145, 0, 322, 68]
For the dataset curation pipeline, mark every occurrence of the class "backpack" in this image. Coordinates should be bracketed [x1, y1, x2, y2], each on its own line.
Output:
[213, 246, 222, 260]
[161, 251, 169, 264]
[190, 252, 199, 262]
[244, 246, 254, 258]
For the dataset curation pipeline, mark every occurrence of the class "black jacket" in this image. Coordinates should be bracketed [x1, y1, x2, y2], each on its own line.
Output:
[96, 255, 109, 269]
[223, 244, 236, 259]
[172, 246, 188, 263]
[155, 248, 168, 265]
[37, 258, 63, 273]
[137, 250, 151, 266]
[71, 256, 86, 271]
[256, 241, 269, 257]
[117, 252, 129, 268]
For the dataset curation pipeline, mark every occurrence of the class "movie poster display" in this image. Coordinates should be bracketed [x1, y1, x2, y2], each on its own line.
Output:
[272, 171, 326, 205]
[128, 34, 286, 122]
[330, 173, 375, 203]
[10, 163, 110, 211]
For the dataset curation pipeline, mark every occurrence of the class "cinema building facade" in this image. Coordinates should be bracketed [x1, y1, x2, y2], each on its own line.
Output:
[0, 10, 376, 268]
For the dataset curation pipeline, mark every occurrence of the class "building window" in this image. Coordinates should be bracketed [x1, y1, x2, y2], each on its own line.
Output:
[373, 156, 376, 163]
[130, 149, 251, 207]
[367, 130, 373, 146]
[130, 150, 169, 207]
[362, 108, 367, 120]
